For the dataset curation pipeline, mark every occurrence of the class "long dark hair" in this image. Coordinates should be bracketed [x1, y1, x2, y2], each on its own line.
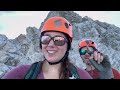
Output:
[59, 57, 75, 79]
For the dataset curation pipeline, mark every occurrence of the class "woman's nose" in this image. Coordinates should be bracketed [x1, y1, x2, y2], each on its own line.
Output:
[47, 40, 55, 47]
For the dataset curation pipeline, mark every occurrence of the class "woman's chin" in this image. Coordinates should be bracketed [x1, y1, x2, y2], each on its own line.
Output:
[47, 58, 57, 63]
[45, 56, 61, 63]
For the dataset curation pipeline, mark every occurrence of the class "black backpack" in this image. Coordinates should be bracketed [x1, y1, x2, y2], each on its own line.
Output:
[24, 61, 80, 79]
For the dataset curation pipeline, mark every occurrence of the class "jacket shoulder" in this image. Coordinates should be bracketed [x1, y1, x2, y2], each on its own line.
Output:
[2, 64, 31, 79]
[112, 68, 120, 79]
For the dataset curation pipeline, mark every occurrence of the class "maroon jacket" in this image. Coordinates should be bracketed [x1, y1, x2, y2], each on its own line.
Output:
[2, 64, 92, 79]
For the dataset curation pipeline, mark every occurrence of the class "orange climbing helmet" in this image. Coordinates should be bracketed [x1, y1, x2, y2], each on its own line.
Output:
[79, 40, 97, 49]
[41, 16, 73, 42]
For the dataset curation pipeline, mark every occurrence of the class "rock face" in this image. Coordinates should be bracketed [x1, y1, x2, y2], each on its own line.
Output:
[0, 11, 120, 77]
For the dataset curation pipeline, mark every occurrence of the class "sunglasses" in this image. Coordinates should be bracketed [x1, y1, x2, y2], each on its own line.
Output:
[79, 50, 88, 55]
[41, 35, 68, 46]
[79, 47, 94, 55]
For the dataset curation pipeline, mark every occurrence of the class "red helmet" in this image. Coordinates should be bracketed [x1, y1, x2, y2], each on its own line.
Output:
[41, 16, 72, 42]
[79, 40, 97, 49]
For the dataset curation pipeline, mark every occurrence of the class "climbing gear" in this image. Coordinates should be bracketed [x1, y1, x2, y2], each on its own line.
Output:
[41, 16, 72, 42]
[24, 61, 42, 79]
[79, 40, 97, 49]
[69, 65, 80, 79]
[24, 61, 80, 79]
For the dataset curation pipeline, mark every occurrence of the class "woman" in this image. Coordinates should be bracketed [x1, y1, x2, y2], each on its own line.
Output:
[2, 16, 92, 79]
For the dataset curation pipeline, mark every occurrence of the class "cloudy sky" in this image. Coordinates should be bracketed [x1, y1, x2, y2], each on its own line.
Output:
[0, 11, 120, 39]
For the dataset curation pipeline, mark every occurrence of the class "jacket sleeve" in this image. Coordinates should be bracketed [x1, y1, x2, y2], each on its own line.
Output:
[1, 65, 31, 79]
[98, 55, 114, 79]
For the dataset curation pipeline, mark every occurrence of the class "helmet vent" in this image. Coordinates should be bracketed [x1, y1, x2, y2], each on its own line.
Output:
[91, 42, 94, 44]
[69, 23, 71, 26]
[65, 22, 69, 29]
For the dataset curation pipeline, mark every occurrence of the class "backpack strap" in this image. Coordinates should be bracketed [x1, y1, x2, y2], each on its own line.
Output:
[25, 61, 80, 79]
[24, 61, 42, 79]
[69, 65, 80, 79]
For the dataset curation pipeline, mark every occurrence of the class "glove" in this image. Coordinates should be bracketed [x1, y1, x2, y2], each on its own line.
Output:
[90, 55, 114, 79]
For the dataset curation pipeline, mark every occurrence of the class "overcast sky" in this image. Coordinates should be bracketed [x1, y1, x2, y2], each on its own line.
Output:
[0, 11, 120, 39]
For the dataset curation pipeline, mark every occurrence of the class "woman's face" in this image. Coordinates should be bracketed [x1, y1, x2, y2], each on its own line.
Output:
[41, 31, 68, 63]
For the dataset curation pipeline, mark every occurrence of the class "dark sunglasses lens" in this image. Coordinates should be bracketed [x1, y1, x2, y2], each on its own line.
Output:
[80, 50, 87, 55]
[41, 36, 51, 44]
[54, 37, 66, 46]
